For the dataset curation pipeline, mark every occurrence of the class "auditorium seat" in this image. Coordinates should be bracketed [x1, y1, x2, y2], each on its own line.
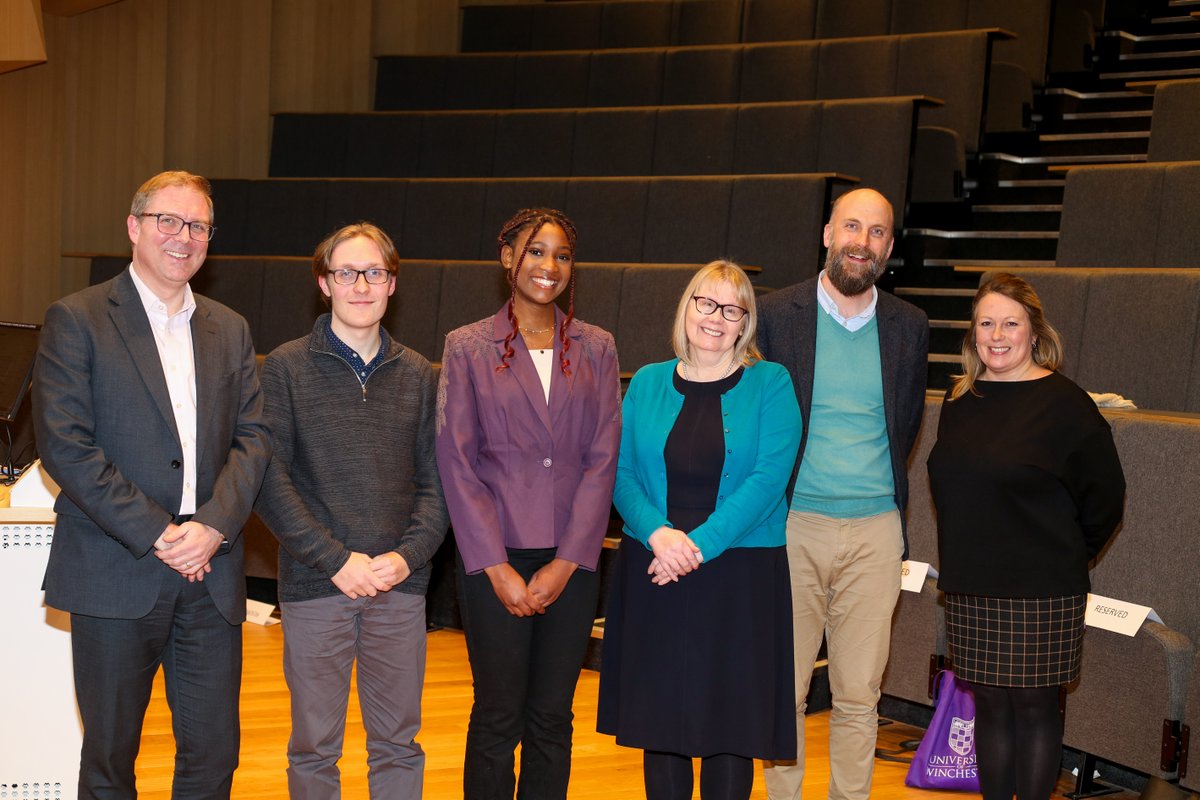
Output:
[601, 1, 673, 49]
[1063, 411, 1200, 782]
[587, 49, 666, 107]
[1073, 272, 1200, 412]
[881, 394, 947, 708]
[740, 0, 817, 43]
[662, 45, 741, 105]
[1180, 662, 1200, 793]
[1147, 79, 1200, 163]
[573, 108, 658, 176]
[614, 265, 697, 370]
[257, 258, 328, 354]
[674, 0, 744, 47]
[1057, 162, 1200, 269]
[514, 52, 591, 108]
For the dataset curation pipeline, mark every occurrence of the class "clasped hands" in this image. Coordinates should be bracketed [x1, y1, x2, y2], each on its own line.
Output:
[154, 520, 225, 582]
[332, 551, 412, 600]
[647, 526, 703, 586]
[485, 558, 577, 618]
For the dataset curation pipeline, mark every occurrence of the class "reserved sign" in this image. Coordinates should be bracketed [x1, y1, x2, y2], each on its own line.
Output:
[901, 560, 933, 593]
[1085, 593, 1161, 636]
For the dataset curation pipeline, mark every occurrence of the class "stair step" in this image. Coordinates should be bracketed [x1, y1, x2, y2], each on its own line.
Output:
[1101, 66, 1200, 79]
[1103, 30, 1200, 45]
[1043, 87, 1147, 100]
[906, 229, 1059, 240]
[1119, 47, 1200, 60]
[1038, 131, 1149, 141]
[973, 204, 1062, 212]
[1036, 129, 1149, 157]
[926, 361, 956, 391]
[896, 287, 977, 319]
[1151, 15, 1199, 24]
[994, 179, 1066, 188]
[1060, 110, 1152, 120]
[897, 287, 984, 297]
[921, 258, 1057, 268]
[981, 152, 1146, 165]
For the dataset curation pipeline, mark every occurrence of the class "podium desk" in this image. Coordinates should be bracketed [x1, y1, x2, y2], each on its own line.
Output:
[1, 508, 80, 800]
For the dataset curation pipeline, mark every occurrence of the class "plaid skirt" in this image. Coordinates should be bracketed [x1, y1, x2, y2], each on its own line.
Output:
[945, 593, 1086, 688]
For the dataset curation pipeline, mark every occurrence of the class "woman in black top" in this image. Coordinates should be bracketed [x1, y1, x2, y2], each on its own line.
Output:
[927, 273, 1125, 800]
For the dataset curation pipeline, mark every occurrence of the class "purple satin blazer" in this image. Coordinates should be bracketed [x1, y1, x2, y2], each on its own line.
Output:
[435, 306, 621, 574]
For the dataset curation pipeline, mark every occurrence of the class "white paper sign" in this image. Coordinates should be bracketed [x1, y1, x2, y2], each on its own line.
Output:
[901, 560, 931, 593]
[246, 598, 280, 626]
[1085, 593, 1158, 636]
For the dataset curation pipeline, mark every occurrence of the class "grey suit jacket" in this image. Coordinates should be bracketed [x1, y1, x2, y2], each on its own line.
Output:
[757, 276, 929, 557]
[32, 267, 270, 623]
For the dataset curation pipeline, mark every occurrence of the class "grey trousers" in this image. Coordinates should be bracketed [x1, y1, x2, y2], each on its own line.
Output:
[281, 590, 427, 800]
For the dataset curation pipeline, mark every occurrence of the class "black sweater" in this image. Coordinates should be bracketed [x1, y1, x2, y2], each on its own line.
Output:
[928, 371, 1125, 598]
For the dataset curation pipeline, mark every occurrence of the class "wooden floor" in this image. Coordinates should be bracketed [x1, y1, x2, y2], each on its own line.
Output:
[133, 624, 1135, 799]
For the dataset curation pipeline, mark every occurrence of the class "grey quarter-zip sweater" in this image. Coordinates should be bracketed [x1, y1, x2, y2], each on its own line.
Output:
[255, 314, 449, 602]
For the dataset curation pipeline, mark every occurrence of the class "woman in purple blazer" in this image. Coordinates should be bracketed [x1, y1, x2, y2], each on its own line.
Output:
[436, 208, 621, 799]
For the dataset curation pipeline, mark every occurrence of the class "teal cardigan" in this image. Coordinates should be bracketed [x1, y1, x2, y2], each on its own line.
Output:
[613, 358, 803, 561]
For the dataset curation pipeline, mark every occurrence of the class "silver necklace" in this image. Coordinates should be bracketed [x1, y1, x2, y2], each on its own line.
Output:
[682, 355, 737, 382]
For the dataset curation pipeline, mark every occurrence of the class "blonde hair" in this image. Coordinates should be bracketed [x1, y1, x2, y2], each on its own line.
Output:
[671, 260, 762, 368]
[130, 171, 213, 219]
[949, 272, 1064, 400]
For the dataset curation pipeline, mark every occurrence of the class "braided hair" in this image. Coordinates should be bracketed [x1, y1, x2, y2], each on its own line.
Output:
[495, 207, 579, 375]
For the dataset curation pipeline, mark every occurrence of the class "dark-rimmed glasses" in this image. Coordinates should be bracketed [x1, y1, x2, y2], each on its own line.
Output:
[138, 213, 216, 242]
[326, 267, 393, 286]
[692, 295, 748, 322]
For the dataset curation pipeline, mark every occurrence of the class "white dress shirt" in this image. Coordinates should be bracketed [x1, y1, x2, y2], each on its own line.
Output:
[129, 265, 198, 515]
[816, 269, 879, 332]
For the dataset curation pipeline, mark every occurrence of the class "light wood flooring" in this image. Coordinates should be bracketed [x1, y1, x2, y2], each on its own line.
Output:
[132, 624, 1136, 799]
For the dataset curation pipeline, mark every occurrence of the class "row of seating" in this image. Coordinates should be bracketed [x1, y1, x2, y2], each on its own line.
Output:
[889, 392, 1200, 785]
[460, 0, 1058, 91]
[374, 29, 1010, 154]
[269, 97, 932, 211]
[89, 255, 719, 374]
[1056, 160, 1200, 269]
[204, 173, 843, 290]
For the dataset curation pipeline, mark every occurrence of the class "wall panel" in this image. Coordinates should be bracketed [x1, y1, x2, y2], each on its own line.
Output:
[0, 0, 453, 323]
[270, 0, 373, 113]
[165, 1, 273, 180]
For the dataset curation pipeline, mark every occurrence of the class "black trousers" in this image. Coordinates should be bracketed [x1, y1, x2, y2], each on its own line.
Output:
[457, 548, 600, 800]
[70, 569, 242, 800]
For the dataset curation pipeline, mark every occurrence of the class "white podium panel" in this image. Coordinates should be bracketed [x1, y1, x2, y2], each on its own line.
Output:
[0, 521, 80, 800]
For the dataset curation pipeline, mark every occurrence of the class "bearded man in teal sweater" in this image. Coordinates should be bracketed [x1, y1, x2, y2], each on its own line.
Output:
[757, 188, 929, 800]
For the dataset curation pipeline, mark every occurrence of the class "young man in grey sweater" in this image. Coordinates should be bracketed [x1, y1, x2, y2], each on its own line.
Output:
[255, 222, 449, 799]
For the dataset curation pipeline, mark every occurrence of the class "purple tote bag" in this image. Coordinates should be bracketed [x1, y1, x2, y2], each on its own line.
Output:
[904, 670, 980, 791]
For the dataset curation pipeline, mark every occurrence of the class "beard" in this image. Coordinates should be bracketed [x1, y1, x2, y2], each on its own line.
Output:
[824, 244, 887, 297]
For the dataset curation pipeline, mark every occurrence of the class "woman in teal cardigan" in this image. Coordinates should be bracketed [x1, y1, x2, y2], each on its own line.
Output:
[597, 260, 802, 800]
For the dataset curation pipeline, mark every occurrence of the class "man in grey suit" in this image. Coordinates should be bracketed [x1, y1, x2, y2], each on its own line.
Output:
[758, 188, 929, 800]
[32, 171, 270, 799]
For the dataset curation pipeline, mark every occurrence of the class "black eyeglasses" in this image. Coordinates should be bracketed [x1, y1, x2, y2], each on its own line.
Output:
[326, 267, 393, 286]
[139, 213, 216, 242]
[692, 295, 748, 322]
